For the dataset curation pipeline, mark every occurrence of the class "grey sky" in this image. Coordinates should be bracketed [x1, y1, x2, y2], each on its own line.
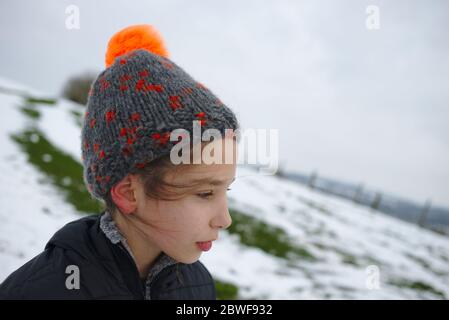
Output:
[1, 0, 448, 206]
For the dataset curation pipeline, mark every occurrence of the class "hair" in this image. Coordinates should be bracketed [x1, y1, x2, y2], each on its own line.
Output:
[102, 153, 187, 215]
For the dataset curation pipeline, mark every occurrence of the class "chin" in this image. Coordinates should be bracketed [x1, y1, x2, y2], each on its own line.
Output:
[175, 252, 201, 265]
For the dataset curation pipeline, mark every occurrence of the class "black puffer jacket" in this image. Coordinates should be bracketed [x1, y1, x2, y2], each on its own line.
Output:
[0, 213, 216, 300]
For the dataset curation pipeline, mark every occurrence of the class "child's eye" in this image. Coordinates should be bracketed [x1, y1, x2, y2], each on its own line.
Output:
[197, 191, 213, 199]
[197, 188, 232, 199]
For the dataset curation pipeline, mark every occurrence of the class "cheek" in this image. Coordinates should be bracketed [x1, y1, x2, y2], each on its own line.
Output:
[163, 201, 211, 239]
[139, 197, 215, 253]
[142, 200, 201, 238]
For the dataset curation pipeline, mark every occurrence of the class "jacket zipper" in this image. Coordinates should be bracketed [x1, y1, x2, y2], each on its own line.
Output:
[116, 242, 146, 299]
[117, 243, 177, 299]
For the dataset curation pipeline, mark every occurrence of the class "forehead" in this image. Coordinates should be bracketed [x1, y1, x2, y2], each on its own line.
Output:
[168, 162, 237, 186]
[191, 137, 238, 166]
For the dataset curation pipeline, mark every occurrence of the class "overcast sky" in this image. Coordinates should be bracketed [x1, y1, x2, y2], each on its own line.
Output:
[1, 0, 448, 207]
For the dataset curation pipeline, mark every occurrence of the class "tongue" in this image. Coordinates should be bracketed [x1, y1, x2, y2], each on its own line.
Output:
[197, 241, 212, 251]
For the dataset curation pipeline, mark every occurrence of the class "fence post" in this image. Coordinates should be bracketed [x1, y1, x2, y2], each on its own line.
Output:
[418, 199, 432, 227]
[353, 183, 364, 204]
[308, 171, 318, 189]
[370, 192, 382, 211]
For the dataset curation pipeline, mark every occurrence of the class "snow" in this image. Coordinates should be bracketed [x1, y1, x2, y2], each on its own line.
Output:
[38, 98, 83, 162]
[211, 169, 449, 299]
[0, 78, 80, 276]
[1, 76, 448, 299]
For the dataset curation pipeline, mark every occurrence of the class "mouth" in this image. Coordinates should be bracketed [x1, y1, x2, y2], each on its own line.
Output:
[196, 240, 214, 252]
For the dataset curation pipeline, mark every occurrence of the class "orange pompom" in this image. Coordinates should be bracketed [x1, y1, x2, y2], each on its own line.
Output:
[105, 24, 169, 68]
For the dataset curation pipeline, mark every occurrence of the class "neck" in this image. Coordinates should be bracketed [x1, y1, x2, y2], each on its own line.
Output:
[112, 211, 162, 279]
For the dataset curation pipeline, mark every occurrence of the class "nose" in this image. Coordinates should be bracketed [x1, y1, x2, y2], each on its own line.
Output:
[211, 203, 232, 230]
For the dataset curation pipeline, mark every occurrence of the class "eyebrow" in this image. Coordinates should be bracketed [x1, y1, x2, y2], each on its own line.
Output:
[187, 176, 236, 186]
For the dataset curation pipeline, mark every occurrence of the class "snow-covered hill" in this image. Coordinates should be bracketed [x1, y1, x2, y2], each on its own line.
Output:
[1, 77, 448, 299]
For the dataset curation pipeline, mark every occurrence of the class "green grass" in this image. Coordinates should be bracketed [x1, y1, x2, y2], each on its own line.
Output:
[10, 127, 103, 214]
[309, 241, 386, 268]
[20, 106, 41, 119]
[405, 253, 449, 278]
[228, 208, 316, 261]
[296, 196, 332, 216]
[215, 279, 239, 300]
[25, 96, 57, 105]
[388, 279, 446, 299]
[340, 253, 359, 266]
[70, 109, 83, 128]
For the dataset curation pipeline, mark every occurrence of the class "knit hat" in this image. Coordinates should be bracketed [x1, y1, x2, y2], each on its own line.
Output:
[81, 24, 240, 201]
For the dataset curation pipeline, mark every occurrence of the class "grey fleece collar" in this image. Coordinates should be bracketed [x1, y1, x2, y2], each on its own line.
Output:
[99, 211, 178, 299]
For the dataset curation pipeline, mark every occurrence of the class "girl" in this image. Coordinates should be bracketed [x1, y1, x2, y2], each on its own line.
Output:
[0, 24, 240, 299]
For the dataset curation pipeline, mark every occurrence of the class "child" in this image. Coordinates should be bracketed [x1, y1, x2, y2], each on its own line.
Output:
[0, 24, 240, 299]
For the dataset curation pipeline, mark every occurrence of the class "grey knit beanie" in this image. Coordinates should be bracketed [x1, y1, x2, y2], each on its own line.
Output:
[81, 24, 239, 200]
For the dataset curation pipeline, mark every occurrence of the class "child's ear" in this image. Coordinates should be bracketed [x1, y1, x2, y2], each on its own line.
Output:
[110, 174, 139, 215]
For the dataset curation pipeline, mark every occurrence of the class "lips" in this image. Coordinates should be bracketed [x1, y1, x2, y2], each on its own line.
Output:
[196, 241, 213, 251]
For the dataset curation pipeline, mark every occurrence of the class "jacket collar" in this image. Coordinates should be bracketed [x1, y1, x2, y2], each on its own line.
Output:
[99, 211, 178, 299]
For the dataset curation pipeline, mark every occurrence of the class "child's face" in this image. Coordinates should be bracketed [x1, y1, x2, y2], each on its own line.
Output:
[133, 138, 237, 264]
